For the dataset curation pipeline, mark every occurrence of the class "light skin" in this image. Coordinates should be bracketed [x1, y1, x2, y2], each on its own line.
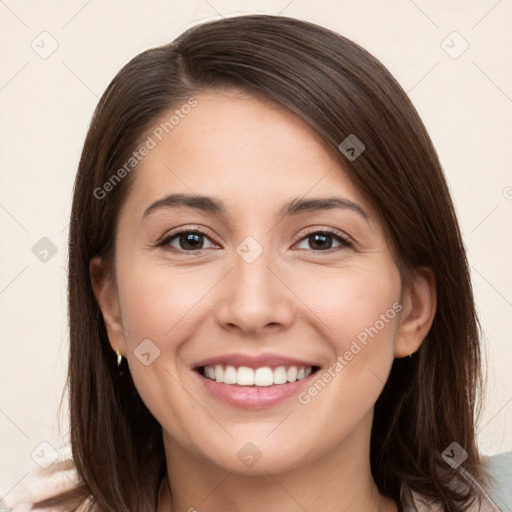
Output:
[90, 89, 436, 512]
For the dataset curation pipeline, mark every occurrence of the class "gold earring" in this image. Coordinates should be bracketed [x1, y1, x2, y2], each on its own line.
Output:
[116, 347, 122, 367]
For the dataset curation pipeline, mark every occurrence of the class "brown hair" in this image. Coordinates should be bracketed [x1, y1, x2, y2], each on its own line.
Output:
[37, 14, 486, 511]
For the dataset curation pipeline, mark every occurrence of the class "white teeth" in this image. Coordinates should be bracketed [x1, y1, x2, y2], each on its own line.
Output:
[203, 364, 314, 386]
[223, 365, 237, 384]
[286, 366, 298, 382]
[237, 366, 255, 386]
[214, 365, 223, 382]
[273, 366, 288, 385]
[254, 367, 274, 386]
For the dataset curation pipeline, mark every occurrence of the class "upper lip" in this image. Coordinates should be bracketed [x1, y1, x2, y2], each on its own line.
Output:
[193, 353, 320, 370]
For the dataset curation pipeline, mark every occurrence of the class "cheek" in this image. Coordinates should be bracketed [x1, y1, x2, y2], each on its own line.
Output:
[116, 260, 216, 345]
[295, 264, 401, 350]
[113, 261, 216, 437]
[293, 264, 402, 406]
[294, 297, 400, 437]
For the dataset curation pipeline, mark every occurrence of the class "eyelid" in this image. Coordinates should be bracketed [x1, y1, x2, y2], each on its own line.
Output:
[157, 225, 353, 253]
[292, 226, 353, 251]
[156, 225, 221, 248]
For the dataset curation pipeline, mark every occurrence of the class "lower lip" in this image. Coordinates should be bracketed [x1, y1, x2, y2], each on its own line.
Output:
[195, 370, 317, 409]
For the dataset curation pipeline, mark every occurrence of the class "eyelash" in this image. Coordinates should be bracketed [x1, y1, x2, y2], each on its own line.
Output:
[157, 226, 353, 254]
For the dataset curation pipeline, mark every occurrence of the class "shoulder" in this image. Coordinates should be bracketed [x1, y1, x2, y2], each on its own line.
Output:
[482, 451, 512, 511]
[4, 445, 87, 512]
[405, 452, 512, 512]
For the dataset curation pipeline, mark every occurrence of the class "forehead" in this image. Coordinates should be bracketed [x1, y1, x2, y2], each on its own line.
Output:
[120, 89, 372, 220]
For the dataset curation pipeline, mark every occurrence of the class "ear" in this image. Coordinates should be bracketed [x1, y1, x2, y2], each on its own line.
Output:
[89, 256, 126, 357]
[394, 268, 437, 358]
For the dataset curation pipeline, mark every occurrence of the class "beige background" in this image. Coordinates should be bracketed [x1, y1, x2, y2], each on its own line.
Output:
[1, 0, 511, 501]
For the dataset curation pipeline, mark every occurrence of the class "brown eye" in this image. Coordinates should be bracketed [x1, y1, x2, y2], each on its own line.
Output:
[160, 230, 216, 251]
[296, 230, 352, 252]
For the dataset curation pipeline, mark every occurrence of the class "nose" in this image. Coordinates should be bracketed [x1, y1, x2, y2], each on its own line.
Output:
[214, 241, 295, 336]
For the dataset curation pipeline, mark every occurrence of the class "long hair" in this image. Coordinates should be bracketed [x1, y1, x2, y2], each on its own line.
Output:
[36, 14, 485, 511]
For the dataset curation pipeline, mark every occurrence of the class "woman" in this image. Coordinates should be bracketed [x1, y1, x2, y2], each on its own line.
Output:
[13, 13, 508, 512]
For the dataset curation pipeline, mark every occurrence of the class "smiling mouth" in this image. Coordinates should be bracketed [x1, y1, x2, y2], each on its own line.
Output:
[197, 364, 321, 387]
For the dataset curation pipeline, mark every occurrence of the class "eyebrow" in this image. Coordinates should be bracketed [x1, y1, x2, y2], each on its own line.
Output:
[142, 193, 369, 221]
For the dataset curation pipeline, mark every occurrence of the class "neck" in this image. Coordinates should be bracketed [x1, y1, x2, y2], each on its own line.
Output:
[157, 412, 398, 512]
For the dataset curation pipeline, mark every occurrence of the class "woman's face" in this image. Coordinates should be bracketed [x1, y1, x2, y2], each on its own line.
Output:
[94, 89, 428, 475]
